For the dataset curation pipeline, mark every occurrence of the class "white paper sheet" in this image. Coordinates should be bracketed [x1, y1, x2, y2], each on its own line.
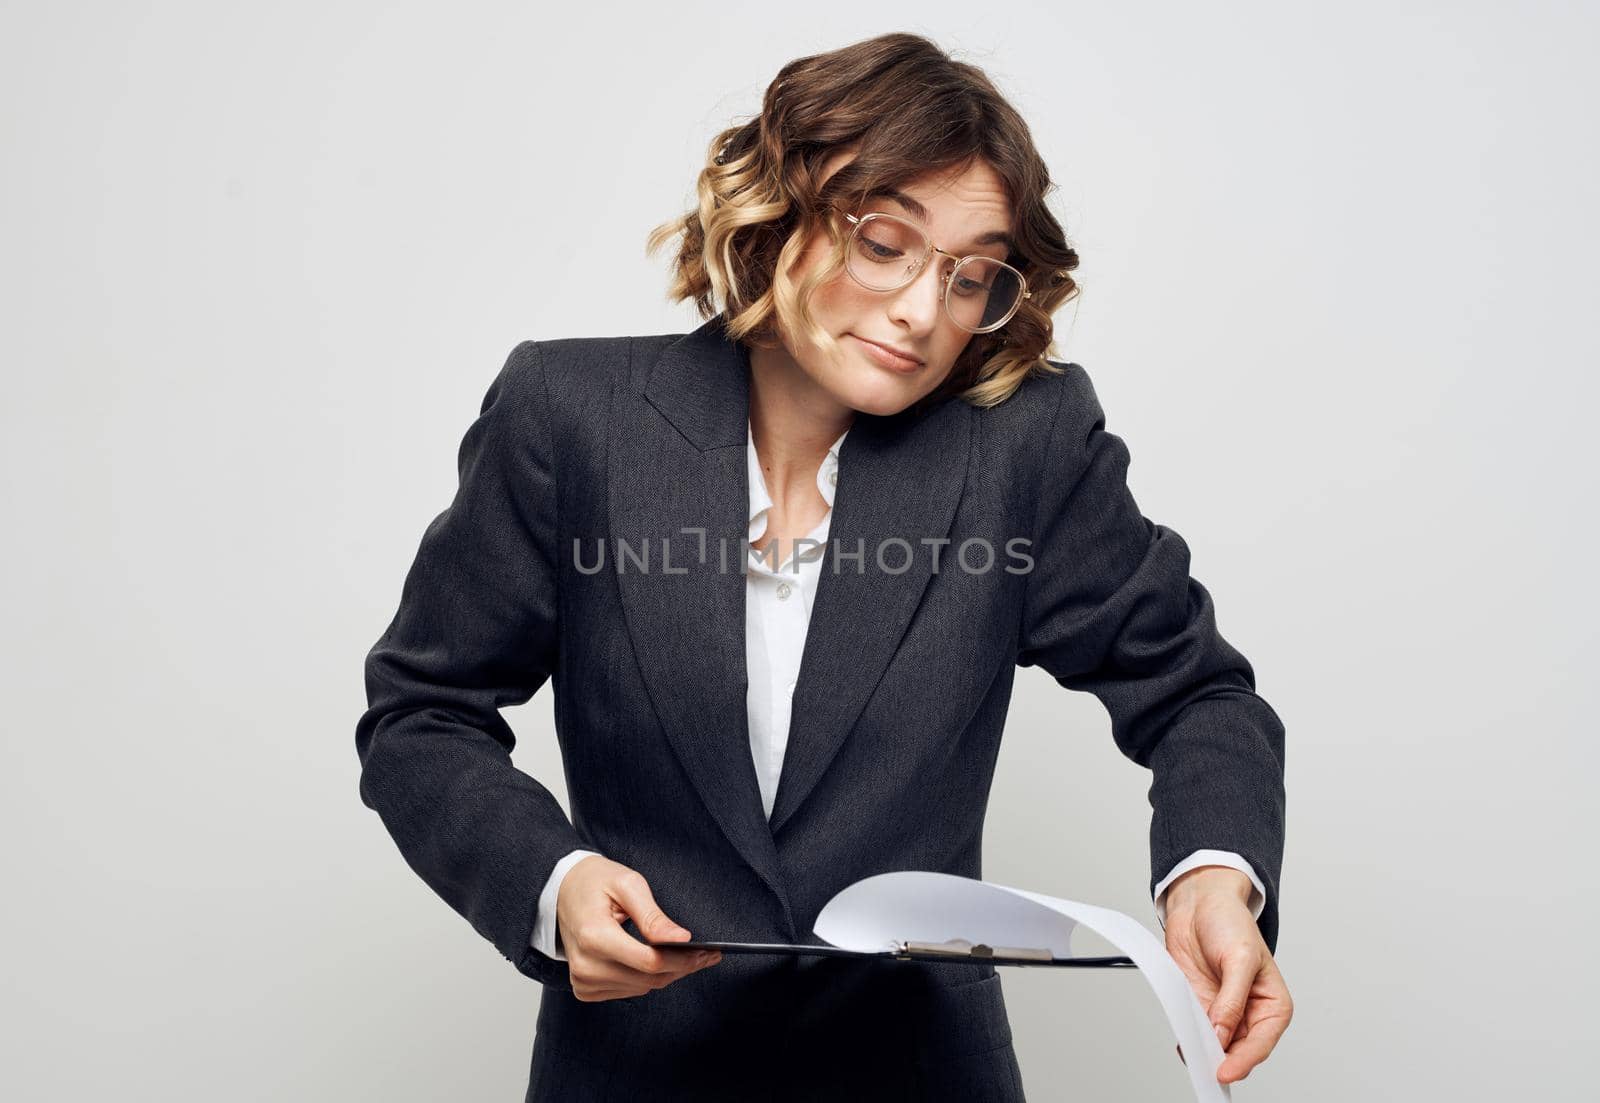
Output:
[813, 871, 1232, 1102]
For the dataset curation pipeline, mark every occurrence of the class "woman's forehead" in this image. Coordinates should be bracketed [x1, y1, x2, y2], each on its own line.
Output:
[818, 148, 1015, 250]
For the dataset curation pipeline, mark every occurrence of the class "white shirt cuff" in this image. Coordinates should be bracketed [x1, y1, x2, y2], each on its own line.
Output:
[530, 849, 603, 959]
[1152, 849, 1266, 929]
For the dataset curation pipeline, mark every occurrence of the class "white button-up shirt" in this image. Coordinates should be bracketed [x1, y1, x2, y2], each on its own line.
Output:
[742, 420, 850, 821]
[529, 419, 1264, 959]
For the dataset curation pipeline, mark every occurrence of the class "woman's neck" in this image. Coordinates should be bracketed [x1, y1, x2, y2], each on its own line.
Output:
[745, 339, 853, 532]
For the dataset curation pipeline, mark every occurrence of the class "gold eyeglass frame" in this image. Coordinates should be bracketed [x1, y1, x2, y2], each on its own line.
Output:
[829, 204, 1034, 334]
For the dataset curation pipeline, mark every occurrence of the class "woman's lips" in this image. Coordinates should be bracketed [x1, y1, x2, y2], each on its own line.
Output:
[851, 334, 923, 373]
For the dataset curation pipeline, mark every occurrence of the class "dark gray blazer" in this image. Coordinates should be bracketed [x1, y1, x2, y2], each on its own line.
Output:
[354, 314, 1287, 1102]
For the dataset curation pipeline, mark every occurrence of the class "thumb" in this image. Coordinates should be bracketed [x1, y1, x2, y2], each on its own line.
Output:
[610, 870, 691, 944]
[1208, 956, 1255, 1051]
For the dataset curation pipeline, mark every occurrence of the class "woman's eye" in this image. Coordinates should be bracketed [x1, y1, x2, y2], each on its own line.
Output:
[859, 238, 901, 261]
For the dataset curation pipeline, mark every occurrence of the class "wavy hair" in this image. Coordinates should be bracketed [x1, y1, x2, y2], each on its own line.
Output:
[646, 32, 1081, 410]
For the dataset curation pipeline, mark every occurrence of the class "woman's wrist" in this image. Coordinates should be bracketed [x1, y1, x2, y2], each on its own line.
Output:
[1164, 864, 1254, 910]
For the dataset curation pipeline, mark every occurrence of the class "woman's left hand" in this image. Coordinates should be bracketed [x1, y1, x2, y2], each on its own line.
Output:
[1162, 866, 1294, 1084]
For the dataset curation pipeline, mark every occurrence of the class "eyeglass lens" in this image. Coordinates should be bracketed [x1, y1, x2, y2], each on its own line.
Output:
[846, 214, 1024, 332]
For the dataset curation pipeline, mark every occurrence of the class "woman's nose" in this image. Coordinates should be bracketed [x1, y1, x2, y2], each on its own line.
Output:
[884, 257, 945, 331]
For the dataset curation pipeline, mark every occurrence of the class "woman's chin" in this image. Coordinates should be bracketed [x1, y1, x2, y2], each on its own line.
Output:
[836, 370, 939, 418]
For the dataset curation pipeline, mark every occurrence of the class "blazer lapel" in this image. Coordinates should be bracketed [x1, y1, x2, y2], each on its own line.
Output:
[610, 316, 789, 914]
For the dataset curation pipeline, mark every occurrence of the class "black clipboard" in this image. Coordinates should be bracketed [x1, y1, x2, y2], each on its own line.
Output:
[651, 936, 1134, 969]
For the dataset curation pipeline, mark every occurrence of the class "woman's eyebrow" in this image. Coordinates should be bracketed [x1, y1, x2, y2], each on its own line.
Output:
[869, 188, 1016, 253]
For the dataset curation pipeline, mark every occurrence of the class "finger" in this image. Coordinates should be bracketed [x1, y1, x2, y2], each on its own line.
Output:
[568, 916, 680, 976]
[611, 869, 691, 943]
[573, 983, 635, 1003]
[1217, 1012, 1289, 1084]
[1207, 949, 1259, 1050]
[1219, 975, 1292, 1082]
[575, 967, 709, 1003]
[580, 948, 722, 994]
[611, 947, 726, 979]
[602, 871, 694, 974]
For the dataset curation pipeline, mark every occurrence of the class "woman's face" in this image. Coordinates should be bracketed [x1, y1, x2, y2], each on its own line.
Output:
[775, 150, 1015, 418]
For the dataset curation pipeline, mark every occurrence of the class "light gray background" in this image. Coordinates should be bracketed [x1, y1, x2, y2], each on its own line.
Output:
[3, 2, 1593, 1099]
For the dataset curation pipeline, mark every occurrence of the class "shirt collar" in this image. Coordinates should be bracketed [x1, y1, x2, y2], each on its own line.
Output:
[747, 419, 851, 540]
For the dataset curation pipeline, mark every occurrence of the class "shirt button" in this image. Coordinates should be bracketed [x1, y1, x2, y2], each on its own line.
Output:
[826, 469, 838, 487]
[776, 581, 793, 600]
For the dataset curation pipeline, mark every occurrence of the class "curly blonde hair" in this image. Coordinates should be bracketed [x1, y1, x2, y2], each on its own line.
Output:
[646, 32, 1081, 411]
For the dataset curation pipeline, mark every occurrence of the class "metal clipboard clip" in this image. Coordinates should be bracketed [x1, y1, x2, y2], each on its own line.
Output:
[891, 937, 1054, 962]
[888, 937, 1136, 968]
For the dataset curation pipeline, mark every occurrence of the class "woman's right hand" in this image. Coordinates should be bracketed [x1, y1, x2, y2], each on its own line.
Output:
[555, 854, 723, 1002]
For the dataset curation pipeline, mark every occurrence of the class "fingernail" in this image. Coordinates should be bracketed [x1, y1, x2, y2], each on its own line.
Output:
[1215, 1024, 1228, 1048]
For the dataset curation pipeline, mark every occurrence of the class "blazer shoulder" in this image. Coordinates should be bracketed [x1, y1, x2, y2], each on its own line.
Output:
[494, 332, 681, 476]
[519, 331, 686, 400]
[514, 333, 628, 387]
[973, 357, 1105, 448]
[964, 359, 1113, 521]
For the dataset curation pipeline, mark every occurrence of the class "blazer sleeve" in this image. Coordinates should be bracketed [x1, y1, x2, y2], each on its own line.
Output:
[354, 339, 584, 989]
[1015, 363, 1288, 954]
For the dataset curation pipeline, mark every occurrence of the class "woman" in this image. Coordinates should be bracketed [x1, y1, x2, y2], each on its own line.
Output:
[355, 32, 1291, 1102]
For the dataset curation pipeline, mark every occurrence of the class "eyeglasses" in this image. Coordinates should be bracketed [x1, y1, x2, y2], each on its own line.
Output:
[829, 204, 1034, 334]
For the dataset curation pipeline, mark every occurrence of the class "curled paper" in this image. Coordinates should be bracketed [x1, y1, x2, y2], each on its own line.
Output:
[813, 871, 1232, 1102]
